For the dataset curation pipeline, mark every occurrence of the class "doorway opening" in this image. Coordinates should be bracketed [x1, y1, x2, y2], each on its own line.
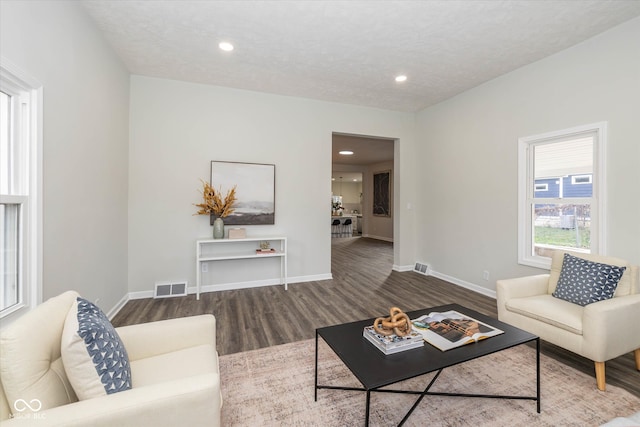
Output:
[331, 132, 396, 270]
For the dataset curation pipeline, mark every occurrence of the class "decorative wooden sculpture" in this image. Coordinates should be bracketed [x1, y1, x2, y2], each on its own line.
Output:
[373, 307, 412, 337]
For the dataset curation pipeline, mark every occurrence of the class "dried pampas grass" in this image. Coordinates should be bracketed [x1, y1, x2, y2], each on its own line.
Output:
[194, 179, 237, 218]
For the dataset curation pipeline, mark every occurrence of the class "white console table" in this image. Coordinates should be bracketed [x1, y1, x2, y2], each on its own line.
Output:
[195, 236, 287, 299]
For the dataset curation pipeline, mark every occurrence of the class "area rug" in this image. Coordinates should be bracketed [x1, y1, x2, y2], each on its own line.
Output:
[219, 339, 640, 426]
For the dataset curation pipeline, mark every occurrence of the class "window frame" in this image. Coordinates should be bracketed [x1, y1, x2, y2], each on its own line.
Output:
[0, 57, 43, 325]
[518, 122, 607, 269]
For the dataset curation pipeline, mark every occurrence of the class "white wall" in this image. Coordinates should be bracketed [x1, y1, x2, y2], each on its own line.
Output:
[128, 76, 415, 293]
[415, 17, 640, 292]
[0, 1, 130, 310]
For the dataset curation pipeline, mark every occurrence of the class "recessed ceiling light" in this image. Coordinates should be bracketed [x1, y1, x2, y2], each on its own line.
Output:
[219, 42, 234, 52]
[339, 150, 354, 155]
[395, 75, 407, 82]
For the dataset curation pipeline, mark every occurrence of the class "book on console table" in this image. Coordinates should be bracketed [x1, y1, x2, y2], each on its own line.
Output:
[255, 248, 277, 254]
[411, 310, 504, 351]
[362, 326, 424, 355]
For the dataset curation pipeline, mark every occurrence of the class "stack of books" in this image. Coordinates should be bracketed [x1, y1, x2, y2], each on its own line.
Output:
[255, 248, 276, 254]
[362, 326, 424, 355]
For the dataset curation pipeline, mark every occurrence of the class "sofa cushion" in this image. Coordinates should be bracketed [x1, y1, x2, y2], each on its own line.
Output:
[506, 294, 583, 335]
[130, 344, 219, 388]
[552, 253, 626, 306]
[548, 251, 633, 296]
[61, 297, 132, 400]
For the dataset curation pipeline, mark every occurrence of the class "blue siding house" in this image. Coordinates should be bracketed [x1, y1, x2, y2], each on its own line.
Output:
[535, 174, 592, 198]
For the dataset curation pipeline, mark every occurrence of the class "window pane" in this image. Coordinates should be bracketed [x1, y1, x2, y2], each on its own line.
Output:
[533, 136, 593, 198]
[519, 123, 604, 268]
[0, 91, 10, 195]
[1, 203, 20, 312]
[533, 203, 590, 256]
[1, 63, 40, 321]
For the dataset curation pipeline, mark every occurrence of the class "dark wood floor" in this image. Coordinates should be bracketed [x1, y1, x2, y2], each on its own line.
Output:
[112, 237, 639, 398]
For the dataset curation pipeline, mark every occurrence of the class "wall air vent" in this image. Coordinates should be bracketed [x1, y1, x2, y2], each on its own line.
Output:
[154, 281, 188, 298]
[413, 262, 430, 276]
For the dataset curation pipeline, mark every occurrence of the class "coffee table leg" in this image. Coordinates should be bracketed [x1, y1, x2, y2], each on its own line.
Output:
[314, 331, 319, 402]
[365, 390, 371, 427]
[536, 337, 541, 413]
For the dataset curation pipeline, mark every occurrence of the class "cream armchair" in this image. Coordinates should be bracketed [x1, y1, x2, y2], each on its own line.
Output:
[497, 251, 640, 391]
[0, 291, 221, 426]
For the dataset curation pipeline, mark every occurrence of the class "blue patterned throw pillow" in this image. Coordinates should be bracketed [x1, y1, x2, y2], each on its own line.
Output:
[61, 297, 132, 400]
[552, 254, 626, 306]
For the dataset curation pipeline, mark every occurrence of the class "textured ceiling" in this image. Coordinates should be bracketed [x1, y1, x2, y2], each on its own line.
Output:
[332, 134, 394, 181]
[332, 134, 394, 166]
[81, 1, 640, 113]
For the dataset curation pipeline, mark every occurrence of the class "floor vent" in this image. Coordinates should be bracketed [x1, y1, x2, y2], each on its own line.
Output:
[413, 262, 430, 275]
[154, 281, 188, 298]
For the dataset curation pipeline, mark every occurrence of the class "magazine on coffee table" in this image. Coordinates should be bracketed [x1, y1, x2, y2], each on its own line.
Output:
[411, 310, 504, 351]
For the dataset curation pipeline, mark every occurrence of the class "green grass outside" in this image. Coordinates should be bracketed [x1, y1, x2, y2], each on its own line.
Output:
[535, 226, 590, 249]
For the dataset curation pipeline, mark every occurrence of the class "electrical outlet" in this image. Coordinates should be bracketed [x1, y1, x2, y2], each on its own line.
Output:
[482, 271, 490, 281]
[201, 263, 208, 273]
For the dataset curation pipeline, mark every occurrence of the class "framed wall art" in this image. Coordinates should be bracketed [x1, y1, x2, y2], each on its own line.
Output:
[211, 161, 275, 225]
[373, 170, 391, 217]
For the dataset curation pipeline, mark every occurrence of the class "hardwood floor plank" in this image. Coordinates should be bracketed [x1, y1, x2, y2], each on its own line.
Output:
[112, 237, 639, 397]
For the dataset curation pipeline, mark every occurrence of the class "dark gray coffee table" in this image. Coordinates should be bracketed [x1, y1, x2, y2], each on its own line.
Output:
[314, 303, 540, 426]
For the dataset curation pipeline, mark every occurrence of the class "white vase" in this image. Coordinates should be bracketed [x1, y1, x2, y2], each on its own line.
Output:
[213, 217, 224, 239]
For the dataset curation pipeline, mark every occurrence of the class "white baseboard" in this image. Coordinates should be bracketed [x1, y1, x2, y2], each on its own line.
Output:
[361, 233, 393, 242]
[428, 270, 497, 299]
[393, 264, 415, 272]
[197, 279, 278, 293]
[289, 273, 333, 283]
[114, 274, 335, 311]
[106, 293, 130, 320]
[194, 273, 333, 293]
[391, 264, 496, 298]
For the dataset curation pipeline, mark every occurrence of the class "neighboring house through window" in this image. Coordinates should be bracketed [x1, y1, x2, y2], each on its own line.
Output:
[0, 57, 42, 324]
[518, 122, 606, 269]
